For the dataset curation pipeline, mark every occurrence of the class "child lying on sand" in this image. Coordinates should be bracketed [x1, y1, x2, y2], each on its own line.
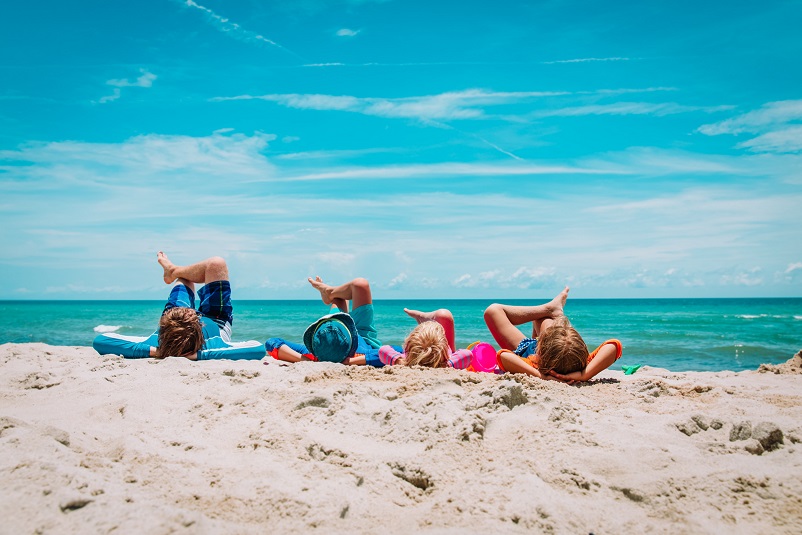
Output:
[376, 308, 475, 369]
[484, 287, 622, 382]
[93, 253, 264, 360]
[265, 276, 388, 365]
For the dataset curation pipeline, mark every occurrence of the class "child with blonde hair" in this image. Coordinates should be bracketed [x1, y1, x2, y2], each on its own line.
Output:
[378, 308, 473, 369]
[484, 286, 622, 382]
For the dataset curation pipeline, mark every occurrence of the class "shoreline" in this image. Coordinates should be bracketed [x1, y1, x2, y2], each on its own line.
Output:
[2, 343, 801, 533]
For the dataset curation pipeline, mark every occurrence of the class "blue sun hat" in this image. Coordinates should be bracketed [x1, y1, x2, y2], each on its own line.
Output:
[303, 312, 358, 363]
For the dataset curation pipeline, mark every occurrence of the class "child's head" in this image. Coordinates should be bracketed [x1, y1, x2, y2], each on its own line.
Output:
[157, 307, 204, 359]
[403, 321, 451, 368]
[537, 318, 588, 374]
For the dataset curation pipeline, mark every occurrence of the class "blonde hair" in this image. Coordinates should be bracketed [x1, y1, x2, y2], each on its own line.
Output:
[537, 317, 588, 374]
[157, 307, 204, 359]
[403, 322, 451, 368]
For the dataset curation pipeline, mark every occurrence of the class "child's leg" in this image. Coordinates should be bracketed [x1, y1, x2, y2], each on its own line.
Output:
[308, 276, 372, 313]
[483, 287, 569, 350]
[158, 252, 229, 286]
[404, 308, 456, 351]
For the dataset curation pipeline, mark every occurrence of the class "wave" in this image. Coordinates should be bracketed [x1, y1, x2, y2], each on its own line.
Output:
[93, 325, 121, 333]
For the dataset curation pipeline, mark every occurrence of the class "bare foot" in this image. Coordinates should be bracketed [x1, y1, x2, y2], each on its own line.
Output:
[307, 276, 334, 305]
[545, 286, 570, 316]
[404, 308, 438, 324]
[157, 251, 177, 284]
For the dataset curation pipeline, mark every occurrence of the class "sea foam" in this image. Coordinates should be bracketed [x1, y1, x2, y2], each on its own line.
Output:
[94, 325, 121, 333]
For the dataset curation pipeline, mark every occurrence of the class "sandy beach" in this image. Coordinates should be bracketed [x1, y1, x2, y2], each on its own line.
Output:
[1, 343, 801, 534]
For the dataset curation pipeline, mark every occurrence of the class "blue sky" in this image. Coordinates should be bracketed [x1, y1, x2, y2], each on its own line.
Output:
[1, 0, 801, 299]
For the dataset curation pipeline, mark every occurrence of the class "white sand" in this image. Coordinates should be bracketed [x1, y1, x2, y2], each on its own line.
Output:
[1, 343, 801, 534]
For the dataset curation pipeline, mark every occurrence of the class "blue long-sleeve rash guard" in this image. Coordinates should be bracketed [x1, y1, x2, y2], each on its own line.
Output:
[93, 316, 265, 360]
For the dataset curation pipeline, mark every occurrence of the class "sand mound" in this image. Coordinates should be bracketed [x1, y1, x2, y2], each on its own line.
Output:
[759, 350, 802, 375]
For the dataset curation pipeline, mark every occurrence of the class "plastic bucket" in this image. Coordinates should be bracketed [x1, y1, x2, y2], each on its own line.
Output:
[467, 342, 497, 373]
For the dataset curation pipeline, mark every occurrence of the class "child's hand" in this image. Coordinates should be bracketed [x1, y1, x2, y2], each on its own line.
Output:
[547, 370, 579, 385]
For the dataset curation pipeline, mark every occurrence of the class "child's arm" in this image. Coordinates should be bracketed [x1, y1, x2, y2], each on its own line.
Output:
[497, 350, 544, 379]
[265, 338, 315, 363]
[378, 345, 407, 366]
[343, 354, 366, 365]
[93, 332, 159, 359]
[447, 349, 474, 370]
[549, 340, 622, 382]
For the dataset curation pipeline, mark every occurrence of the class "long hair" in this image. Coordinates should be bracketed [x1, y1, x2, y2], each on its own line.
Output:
[157, 307, 204, 359]
[537, 317, 588, 374]
[403, 321, 451, 368]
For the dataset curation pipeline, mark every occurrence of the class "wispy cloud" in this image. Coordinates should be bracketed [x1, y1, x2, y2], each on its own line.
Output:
[336, 28, 360, 37]
[698, 100, 802, 153]
[542, 57, 632, 64]
[107, 69, 157, 88]
[533, 102, 734, 118]
[212, 88, 693, 124]
[98, 88, 121, 104]
[212, 89, 570, 121]
[97, 69, 156, 104]
[0, 131, 277, 184]
[736, 126, 802, 153]
[280, 161, 618, 181]
[177, 0, 299, 57]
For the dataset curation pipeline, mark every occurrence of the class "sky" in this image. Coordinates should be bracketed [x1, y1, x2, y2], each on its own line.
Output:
[1, 0, 801, 300]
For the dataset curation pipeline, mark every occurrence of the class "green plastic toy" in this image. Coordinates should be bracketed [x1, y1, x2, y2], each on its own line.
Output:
[622, 364, 642, 375]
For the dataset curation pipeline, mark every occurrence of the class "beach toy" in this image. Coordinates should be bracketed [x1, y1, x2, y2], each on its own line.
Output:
[622, 364, 642, 375]
[466, 342, 497, 373]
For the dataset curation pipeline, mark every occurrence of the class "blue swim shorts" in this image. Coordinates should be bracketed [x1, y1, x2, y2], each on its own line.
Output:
[514, 337, 538, 359]
[163, 281, 233, 326]
[350, 304, 381, 350]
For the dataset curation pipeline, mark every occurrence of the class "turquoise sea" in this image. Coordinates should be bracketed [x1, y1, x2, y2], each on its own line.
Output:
[1, 299, 800, 372]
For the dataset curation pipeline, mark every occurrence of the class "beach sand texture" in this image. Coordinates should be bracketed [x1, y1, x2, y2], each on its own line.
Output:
[2, 343, 801, 534]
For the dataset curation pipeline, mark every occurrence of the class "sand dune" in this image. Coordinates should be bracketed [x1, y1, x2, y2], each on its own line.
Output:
[1, 343, 801, 534]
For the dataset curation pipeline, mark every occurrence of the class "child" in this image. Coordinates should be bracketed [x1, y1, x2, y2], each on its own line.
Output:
[377, 308, 474, 369]
[265, 276, 388, 365]
[484, 287, 622, 382]
[93, 252, 265, 360]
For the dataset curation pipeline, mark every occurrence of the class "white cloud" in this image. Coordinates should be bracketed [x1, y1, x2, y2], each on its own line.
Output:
[453, 273, 473, 287]
[784, 262, 802, 274]
[0, 131, 277, 185]
[98, 69, 156, 104]
[282, 161, 616, 181]
[213, 87, 721, 128]
[388, 272, 408, 288]
[699, 100, 802, 135]
[736, 126, 802, 153]
[336, 28, 360, 37]
[720, 268, 763, 287]
[542, 57, 632, 64]
[698, 100, 802, 153]
[98, 88, 121, 104]
[177, 0, 297, 56]
[107, 69, 157, 88]
[212, 89, 570, 121]
[533, 102, 733, 118]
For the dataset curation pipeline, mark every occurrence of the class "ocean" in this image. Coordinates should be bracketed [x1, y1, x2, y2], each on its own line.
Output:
[1, 298, 800, 372]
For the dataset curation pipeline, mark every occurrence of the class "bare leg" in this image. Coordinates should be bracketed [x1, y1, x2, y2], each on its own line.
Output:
[308, 276, 373, 312]
[484, 287, 569, 350]
[404, 308, 456, 351]
[158, 252, 229, 285]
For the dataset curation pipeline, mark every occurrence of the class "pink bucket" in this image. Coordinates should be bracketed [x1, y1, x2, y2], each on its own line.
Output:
[467, 342, 497, 373]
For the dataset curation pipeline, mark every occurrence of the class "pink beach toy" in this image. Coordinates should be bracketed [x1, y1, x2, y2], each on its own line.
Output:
[467, 342, 497, 373]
